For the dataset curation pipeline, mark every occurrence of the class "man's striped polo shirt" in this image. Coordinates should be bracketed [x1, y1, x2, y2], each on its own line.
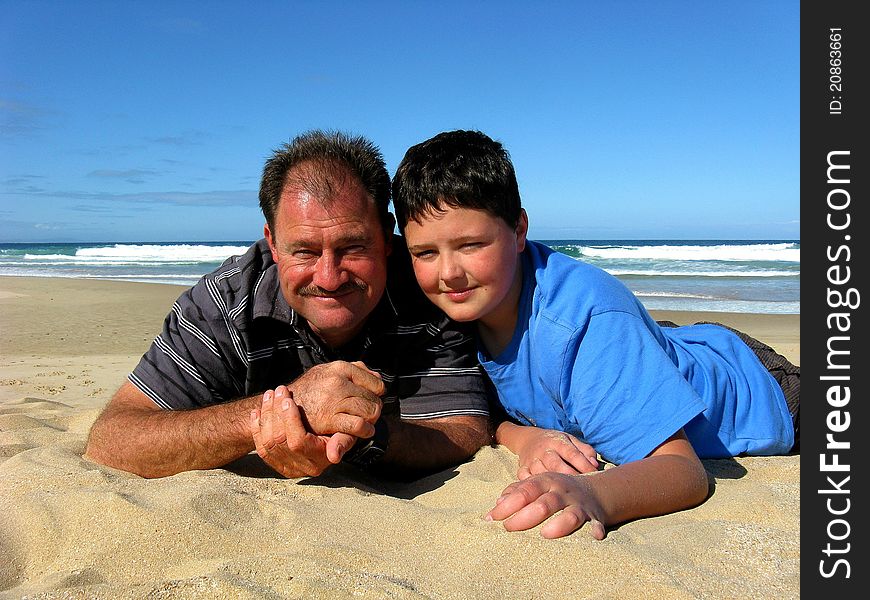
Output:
[129, 237, 491, 421]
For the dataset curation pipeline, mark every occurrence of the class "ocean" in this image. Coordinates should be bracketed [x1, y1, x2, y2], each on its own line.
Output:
[0, 240, 799, 314]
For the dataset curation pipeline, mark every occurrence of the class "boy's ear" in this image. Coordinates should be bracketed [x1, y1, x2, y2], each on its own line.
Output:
[515, 209, 529, 252]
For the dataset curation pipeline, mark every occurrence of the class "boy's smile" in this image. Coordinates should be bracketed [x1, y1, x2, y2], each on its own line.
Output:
[404, 206, 528, 352]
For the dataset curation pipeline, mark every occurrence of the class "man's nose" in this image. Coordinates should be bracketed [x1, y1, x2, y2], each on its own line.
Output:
[312, 252, 347, 290]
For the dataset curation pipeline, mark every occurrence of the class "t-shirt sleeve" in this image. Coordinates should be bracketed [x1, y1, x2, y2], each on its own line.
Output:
[391, 319, 492, 421]
[129, 281, 249, 410]
[560, 311, 705, 464]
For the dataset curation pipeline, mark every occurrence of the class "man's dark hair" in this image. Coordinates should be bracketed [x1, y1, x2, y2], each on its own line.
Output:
[392, 130, 522, 230]
[259, 130, 392, 233]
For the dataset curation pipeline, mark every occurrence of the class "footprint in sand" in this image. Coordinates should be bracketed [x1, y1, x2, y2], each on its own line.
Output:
[34, 385, 67, 396]
[191, 490, 259, 530]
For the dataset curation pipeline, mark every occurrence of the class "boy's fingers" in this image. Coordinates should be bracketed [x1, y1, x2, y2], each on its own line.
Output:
[568, 437, 599, 469]
[516, 465, 533, 480]
[559, 445, 599, 474]
[546, 457, 586, 476]
[540, 506, 588, 539]
[487, 479, 547, 522]
[588, 518, 607, 540]
[502, 491, 567, 533]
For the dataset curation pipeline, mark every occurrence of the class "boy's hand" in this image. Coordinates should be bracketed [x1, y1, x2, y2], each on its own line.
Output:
[515, 428, 599, 479]
[485, 472, 607, 540]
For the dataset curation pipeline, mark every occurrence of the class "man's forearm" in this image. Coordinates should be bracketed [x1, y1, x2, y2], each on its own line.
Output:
[376, 415, 492, 475]
[85, 386, 260, 478]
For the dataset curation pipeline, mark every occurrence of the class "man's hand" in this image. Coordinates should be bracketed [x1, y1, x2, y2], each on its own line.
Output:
[250, 387, 359, 478]
[289, 361, 385, 437]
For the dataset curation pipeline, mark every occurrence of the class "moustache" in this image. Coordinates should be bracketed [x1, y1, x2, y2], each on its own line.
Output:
[297, 280, 368, 298]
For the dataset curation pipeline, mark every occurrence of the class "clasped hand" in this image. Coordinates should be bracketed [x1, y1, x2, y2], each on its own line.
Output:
[250, 361, 384, 478]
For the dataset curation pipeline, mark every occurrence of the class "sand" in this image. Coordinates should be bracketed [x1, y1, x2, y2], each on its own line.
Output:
[0, 276, 800, 599]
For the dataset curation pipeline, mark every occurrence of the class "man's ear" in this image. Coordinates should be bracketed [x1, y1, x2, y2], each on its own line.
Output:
[264, 223, 279, 262]
[515, 209, 529, 252]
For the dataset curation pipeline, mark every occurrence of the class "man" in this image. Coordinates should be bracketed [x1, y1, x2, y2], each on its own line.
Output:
[85, 130, 492, 479]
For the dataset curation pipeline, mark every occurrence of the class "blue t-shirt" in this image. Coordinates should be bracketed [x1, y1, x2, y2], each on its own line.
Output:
[480, 241, 793, 465]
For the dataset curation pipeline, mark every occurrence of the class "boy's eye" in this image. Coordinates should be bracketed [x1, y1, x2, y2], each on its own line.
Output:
[413, 250, 436, 260]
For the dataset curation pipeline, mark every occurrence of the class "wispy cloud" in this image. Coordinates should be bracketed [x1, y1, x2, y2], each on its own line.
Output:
[3, 174, 46, 186]
[7, 188, 256, 208]
[70, 204, 132, 214]
[87, 169, 162, 184]
[0, 99, 61, 137]
[2, 174, 47, 194]
[108, 190, 255, 207]
[75, 144, 147, 157]
[146, 130, 210, 147]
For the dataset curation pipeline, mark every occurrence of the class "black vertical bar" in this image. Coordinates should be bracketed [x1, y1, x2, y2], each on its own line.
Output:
[801, 0, 866, 596]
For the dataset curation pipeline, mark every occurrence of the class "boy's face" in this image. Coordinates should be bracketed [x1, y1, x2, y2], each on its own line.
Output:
[404, 206, 527, 332]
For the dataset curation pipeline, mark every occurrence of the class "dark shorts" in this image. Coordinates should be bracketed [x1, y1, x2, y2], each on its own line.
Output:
[657, 320, 800, 453]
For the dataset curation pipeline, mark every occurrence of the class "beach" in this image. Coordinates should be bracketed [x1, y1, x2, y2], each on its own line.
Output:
[0, 276, 800, 598]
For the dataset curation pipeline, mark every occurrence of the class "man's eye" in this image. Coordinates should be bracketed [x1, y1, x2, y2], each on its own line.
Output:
[293, 250, 317, 258]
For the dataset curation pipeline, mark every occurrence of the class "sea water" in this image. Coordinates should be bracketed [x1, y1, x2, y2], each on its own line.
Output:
[0, 240, 799, 314]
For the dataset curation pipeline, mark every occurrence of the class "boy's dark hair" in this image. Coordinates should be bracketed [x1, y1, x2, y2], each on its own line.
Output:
[392, 130, 522, 230]
[259, 129, 392, 234]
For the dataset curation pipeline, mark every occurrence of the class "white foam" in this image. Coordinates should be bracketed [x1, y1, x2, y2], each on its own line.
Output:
[23, 244, 248, 265]
[578, 243, 800, 262]
[605, 269, 798, 277]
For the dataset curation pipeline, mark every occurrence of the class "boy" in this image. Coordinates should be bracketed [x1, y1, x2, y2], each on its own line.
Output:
[391, 130, 799, 539]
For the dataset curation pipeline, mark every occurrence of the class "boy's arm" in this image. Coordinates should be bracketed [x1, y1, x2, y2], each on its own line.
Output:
[486, 429, 709, 539]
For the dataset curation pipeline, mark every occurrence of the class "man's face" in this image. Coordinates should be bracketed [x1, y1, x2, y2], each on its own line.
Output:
[265, 172, 391, 349]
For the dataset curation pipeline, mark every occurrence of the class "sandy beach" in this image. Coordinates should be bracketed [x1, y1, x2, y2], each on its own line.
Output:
[0, 276, 799, 599]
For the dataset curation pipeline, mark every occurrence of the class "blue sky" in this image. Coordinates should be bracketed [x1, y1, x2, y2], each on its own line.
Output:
[1, 1, 799, 242]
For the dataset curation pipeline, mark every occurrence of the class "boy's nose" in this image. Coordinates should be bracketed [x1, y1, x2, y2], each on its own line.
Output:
[439, 255, 464, 283]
